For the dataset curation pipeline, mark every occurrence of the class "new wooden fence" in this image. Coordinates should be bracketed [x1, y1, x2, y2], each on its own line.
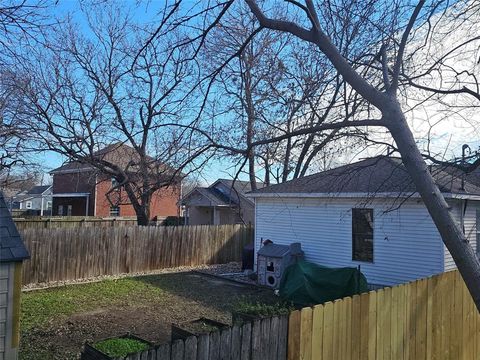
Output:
[117, 316, 288, 360]
[14, 217, 138, 229]
[20, 224, 252, 285]
[288, 270, 480, 360]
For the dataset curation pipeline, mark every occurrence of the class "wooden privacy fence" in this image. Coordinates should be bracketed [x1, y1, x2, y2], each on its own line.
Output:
[14, 217, 138, 229]
[288, 270, 480, 360]
[119, 316, 288, 360]
[20, 224, 252, 285]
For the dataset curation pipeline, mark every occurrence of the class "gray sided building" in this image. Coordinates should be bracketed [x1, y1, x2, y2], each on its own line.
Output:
[0, 192, 29, 359]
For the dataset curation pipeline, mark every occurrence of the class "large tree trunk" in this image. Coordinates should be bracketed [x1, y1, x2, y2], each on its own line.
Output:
[386, 98, 480, 311]
[123, 183, 151, 226]
[136, 211, 150, 226]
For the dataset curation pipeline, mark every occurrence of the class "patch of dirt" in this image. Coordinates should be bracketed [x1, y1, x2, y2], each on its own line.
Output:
[20, 271, 277, 360]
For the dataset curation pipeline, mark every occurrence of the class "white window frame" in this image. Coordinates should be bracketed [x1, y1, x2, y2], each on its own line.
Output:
[110, 206, 120, 216]
[25, 201, 33, 209]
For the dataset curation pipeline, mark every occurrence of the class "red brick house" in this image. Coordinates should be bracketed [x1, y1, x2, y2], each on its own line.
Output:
[50, 144, 181, 219]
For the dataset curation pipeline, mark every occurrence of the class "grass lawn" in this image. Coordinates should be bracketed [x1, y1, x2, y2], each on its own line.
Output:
[20, 271, 279, 359]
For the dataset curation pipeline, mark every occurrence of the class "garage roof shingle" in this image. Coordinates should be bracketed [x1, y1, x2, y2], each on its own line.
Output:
[249, 156, 480, 197]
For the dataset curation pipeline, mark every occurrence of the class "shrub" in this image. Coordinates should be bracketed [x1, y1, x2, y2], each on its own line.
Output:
[233, 299, 294, 317]
[94, 338, 149, 358]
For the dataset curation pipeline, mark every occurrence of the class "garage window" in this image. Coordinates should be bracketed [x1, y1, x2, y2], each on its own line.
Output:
[352, 208, 374, 262]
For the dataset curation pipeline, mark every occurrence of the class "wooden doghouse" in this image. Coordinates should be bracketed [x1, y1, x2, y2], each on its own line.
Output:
[257, 242, 303, 288]
[0, 192, 29, 360]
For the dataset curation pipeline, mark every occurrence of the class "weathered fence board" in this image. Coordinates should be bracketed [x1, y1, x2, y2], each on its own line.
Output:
[288, 270, 480, 360]
[20, 224, 253, 285]
[123, 316, 288, 360]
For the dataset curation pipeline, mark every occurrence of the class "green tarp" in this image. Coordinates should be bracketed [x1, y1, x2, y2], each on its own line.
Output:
[279, 260, 368, 306]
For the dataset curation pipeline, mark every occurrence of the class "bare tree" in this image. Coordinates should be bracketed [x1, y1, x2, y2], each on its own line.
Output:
[12, 3, 204, 225]
[199, 4, 367, 187]
[239, 0, 480, 309]
[142, 0, 480, 308]
[0, 1, 48, 177]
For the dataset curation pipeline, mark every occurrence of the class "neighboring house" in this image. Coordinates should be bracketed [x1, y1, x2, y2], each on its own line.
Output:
[49, 144, 181, 219]
[15, 185, 52, 215]
[0, 192, 30, 359]
[248, 156, 480, 288]
[182, 179, 264, 225]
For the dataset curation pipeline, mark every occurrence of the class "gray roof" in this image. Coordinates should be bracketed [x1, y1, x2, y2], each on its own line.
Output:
[183, 178, 266, 206]
[195, 187, 233, 206]
[249, 156, 480, 197]
[214, 179, 265, 193]
[0, 192, 29, 262]
[257, 243, 291, 257]
[26, 185, 51, 195]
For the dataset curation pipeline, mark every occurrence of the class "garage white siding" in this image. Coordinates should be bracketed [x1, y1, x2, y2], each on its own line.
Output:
[0, 264, 10, 360]
[254, 197, 446, 286]
[444, 200, 480, 271]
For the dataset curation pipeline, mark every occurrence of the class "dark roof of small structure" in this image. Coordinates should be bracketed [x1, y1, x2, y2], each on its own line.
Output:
[0, 192, 30, 262]
[257, 243, 291, 257]
[26, 185, 51, 195]
[249, 156, 480, 197]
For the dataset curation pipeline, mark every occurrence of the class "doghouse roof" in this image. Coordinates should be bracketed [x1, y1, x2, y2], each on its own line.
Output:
[258, 243, 291, 258]
[0, 192, 29, 262]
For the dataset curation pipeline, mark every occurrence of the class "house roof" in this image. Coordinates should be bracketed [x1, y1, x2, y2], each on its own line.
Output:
[194, 187, 233, 206]
[213, 179, 265, 193]
[0, 192, 30, 262]
[183, 178, 265, 206]
[50, 162, 93, 174]
[50, 143, 179, 177]
[248, 156, 480, 198]
[26, 185, 51, 195]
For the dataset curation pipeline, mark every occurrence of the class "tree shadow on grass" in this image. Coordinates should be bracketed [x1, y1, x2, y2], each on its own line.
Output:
[130, 271, 278, 314]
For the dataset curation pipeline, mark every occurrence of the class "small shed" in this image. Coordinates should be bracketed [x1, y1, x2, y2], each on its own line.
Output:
[0, 192, 29, 360]
[257, 242, 303, 288]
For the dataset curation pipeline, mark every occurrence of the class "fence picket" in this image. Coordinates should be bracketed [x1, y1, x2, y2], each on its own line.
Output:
[231, 324, 242, 360]
[240, 322, 252, 360]
[322, 302, 334, 360]
[197, 334, 210, 360]
[219, 328, 231, 360]
[287, 311, 301, 360]
[184, 336, 197, 360]
[171, 340, 184, 360]
[311, 305, 324, 360]
[208, 331, 220, 360]
[299, 307, 312, 360]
